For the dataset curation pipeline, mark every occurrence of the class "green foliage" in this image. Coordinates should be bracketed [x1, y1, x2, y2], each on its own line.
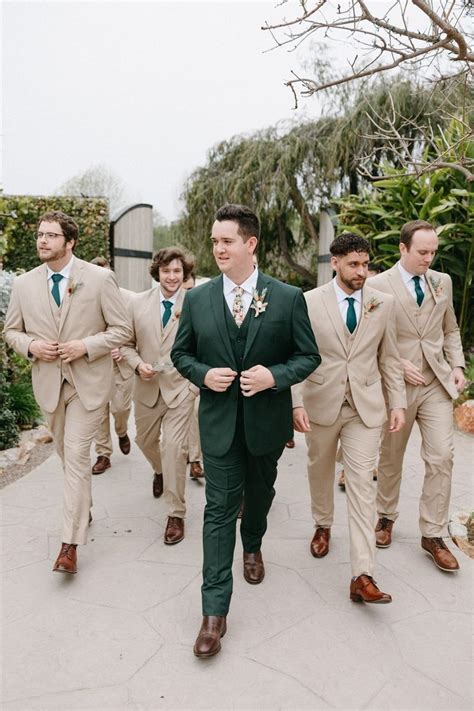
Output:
[0, 375, 20, 449]
[0, 194, 109, 270]
[8, 381, 41, 428]
[338, 122, 474, 345]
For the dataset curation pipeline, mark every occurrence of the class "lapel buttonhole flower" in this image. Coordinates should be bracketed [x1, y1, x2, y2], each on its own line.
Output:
[250, 287, 269, 318]
[67, 280, 83, 296]
[429, 277, 443, 297]
[363, 297, 383, 318]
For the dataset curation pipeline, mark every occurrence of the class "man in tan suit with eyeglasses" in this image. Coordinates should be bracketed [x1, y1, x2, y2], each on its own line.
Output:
[368, 220, 465, 572]
[293, 233, 406, 604]
[3, 210, 132, 574]
[121, 247, 198, 545]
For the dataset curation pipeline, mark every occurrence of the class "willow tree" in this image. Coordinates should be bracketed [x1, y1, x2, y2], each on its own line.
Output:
[180, 77, 461, 283]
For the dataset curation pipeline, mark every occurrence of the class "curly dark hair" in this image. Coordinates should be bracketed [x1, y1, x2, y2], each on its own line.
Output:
[149, 247, 194, 282]
[330, 233, 370, 257]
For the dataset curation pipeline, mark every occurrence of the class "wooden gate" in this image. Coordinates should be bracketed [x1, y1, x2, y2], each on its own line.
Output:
[109, 204, 153, 292]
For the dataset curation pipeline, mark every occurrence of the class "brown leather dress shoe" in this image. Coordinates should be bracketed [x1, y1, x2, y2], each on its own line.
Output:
[53, 543, 77, 574]
[190, 461, 204, 478]
[338, 470, 346, 490]
[153, 472, 163, 498]
[92, 455, 111, 475]
[375, 517, 394, 548]
[350, 574, 392, 604]
[243, 550, 265, 584]
[193, 616, 227, 658]
[118, 433, 131, 455]
[164, 516, 184, 545]
[310, 527, 330, 558]
[285, 439, 295, 448]
[421, 536, 460, 572]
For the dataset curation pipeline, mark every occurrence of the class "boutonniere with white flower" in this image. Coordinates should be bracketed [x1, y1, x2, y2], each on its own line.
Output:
[429, 277, 443, 297]
[250, 287, 268, 318]
[67, 280, 83, 296]
[363, 297, 383, 318]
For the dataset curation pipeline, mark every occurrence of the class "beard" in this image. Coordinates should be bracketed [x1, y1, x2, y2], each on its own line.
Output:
[340, 273, 366, 292]
[37, 243, 67, 263]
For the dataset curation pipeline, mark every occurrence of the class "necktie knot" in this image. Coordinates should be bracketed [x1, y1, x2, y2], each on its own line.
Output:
[51, 273, 64, 306]
[412, 276, 424, 306]
[162, 300, 173, 327]
[345, 296, 357, 334]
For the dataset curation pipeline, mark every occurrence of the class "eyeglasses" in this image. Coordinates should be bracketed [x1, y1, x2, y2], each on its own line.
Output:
[36, 232, 65, 240]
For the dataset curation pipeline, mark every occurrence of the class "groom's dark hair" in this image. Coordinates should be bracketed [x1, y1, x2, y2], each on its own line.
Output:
[215, 204, 260, 241]
[330, 233, 370, 257]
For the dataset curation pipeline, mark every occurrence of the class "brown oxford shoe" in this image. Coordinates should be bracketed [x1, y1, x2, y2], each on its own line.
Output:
[350, 574, 392, 604]
[190, 461, 204, 478]
[164, 516, 184, 545]
[53, 543, 77, 574]
[338, 470, 346, 490]
[92, 455, 111, 475]
[375, 517, 394, 548]
[118, 433, 131, 455]
[285, 439, 295, 448]
[153, 472, 163, 498]
[310, 527, 330, 558]
[193, 616, 227, 658]
[421, 536, 459, 572]
[243, 550, 265, 584]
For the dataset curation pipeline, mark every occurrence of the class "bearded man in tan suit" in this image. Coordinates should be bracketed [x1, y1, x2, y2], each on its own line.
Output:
[89, 256, 136, 475]
[293, 233, 406, 604]
[122, 247, 198, 545]
[368, 220, 466, 572]
[3, 211, 132, 574]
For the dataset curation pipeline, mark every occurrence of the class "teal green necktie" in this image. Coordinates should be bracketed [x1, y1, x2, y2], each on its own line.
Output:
[51, 273, 64, 307]
[413, 276, 424, 306]
[345, 297, 357, 334]
[162, 300, 173, 327]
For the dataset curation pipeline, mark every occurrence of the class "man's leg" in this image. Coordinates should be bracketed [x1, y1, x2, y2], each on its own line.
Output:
[93, 402, 113, 458]
[111, 373, 133, 439]
[134, 397, 164, 474]
[306, 419, 341, 528]
[201, 434, 246, 616]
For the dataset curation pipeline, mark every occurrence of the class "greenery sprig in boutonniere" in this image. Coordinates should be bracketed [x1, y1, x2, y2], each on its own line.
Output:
[67, 280, 83, 296]
[429, 277, 443, 297]
[250, 287, 268, 318]
[363, 296, 383, 318]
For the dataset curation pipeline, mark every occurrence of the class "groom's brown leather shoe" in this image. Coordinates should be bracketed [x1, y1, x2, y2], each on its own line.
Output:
[310, 527, 330, 558]
[243, 551, 265, 584]
[193, 616, 227, 658]
[350, 575, 392, 604]
[53, 543, 77, 574]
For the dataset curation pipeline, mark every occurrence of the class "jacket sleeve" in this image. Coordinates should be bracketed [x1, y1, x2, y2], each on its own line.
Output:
[441, 275, 465, 370]
[378, 298, 407, 410]
[171, 292, 211, 388]
[2, 277, 35, 358]
[267, 289, 321, 391]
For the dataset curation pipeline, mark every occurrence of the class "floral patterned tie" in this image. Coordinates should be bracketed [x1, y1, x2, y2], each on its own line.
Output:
[232, 286, 245, 327]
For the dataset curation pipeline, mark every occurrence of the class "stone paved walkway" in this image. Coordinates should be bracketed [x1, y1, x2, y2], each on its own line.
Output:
[1, 421, 472, 710]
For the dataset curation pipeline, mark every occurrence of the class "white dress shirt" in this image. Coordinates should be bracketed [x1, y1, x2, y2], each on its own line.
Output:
[159, 287, 180, 322]
[223, 269, 259, 319]
[397, 261, 426, 302]
[333, 278, 362, 327]
[47, 255, 74, 305]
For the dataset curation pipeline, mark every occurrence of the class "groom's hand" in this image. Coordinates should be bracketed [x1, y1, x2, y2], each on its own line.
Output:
[204, 367, 237, 392]
[240, 365, 275, 397]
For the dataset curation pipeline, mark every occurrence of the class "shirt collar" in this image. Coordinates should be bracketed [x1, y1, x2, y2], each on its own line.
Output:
[159, 286, 180, 304]
[332, 277, 362, 304]
[223, 268, 259, 297]
[397, 261, 426, 286]
[47, 255, 74, 281]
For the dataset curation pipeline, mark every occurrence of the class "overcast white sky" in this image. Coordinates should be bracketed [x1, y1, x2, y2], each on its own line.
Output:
[2, 0, 320, 221]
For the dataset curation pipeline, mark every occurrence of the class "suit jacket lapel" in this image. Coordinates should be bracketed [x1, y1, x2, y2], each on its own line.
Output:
[350, 288, 372, 354]
[243, 273, 271, 359]
[58, 260, 84, 334]
[388, 266, 420, 333]
[37, 264, 58, 329]
[420, 269, 439, 336]
[210, 276, 237, 367]
[151, 288, 162, 348]
[161, 289, 185, 347]
[321, 284, 349, 354]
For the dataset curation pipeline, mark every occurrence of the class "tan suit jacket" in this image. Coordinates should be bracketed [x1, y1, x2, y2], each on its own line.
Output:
[3, 258, 132, 413]
[368, 266, 465, 403]
[122, 286, 197, 409]
[292, 282, 406, 427]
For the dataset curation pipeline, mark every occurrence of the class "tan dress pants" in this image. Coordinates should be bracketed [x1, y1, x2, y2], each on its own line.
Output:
[134, 392, 195, 518]
[377, 380, 454, 537]
[43, 381, 104, 545]
[306, 403, 382, 577]
[95, 365, 133, 457]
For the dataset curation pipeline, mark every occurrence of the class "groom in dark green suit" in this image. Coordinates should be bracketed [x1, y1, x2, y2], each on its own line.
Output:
[171, 204, 320, 657]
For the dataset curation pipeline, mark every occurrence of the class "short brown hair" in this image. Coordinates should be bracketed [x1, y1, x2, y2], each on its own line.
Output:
[90, 256, 110, 268]
[400, 220, 435, 249]
[37, 210, 79, 246]
[215, 204, 260, 242]
[149, 247, 194, 282]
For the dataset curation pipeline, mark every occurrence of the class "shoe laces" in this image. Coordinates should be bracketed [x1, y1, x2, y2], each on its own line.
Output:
[429, 537, 448, 550]
[377, 517, 392, 531]
[60, 543, 76, 558]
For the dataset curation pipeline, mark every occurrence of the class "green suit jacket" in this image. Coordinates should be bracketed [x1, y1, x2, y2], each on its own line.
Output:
[171, 272, 320, 456]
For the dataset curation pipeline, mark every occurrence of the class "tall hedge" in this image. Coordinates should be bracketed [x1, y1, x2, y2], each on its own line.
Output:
[0, 195, 110, 271]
